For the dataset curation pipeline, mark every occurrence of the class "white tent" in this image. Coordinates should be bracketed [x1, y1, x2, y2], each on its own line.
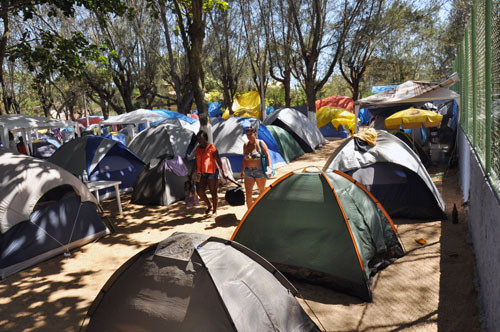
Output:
[354, 73, 460, 132]
[99, 109, 167, 137]
[0, 114, 78, 152]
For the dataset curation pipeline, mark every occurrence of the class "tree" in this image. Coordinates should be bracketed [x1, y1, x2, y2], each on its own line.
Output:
[1, 0, 128, 115]
[164, 0, 227, 127]
[205, 4, 245, 113]
[338, 0, 384, 100]
[266, 0, 295, 107]
[286, 0, 363, 122]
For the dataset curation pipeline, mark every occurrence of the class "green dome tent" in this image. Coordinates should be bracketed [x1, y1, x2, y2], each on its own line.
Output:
[266, 125, 305, 163]
[232, 170, 404, 301]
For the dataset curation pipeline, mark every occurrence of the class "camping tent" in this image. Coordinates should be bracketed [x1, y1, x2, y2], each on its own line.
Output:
[266, 125, 304, 163]
[31, 138, 61, 159]
[81, 232, 319, 332]
[128, 121, 197, 163]
[0, 150, 109, 279]
[131, 155, 190, 206]
[263, 108, 325, 153]
[354, 73, 460, 132]
[48, 136, 145, 198]
[323, 130, 445, 219]
[212, 117, 286, 174]
[232, 171, 404, 301]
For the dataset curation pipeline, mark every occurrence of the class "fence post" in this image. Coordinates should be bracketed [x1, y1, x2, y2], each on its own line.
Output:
[471, 5, 478, 147]
[484, 0, 492, 174]
[464, 27, 470, 133]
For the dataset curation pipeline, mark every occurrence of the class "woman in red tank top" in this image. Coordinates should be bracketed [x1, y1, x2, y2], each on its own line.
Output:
[193, 130, 226, 218]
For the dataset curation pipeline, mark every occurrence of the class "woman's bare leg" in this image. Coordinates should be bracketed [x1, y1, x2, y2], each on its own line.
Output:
[255, 178, 267, 194]
[196, 177, 211, 213]
[244, 177, 256, 208]
[207, 179, 218, 215]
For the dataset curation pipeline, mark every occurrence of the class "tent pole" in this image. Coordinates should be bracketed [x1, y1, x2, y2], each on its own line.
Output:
[354, 104, 360, 133]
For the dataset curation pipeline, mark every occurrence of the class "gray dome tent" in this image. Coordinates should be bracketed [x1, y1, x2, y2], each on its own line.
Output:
[81, 232, 319, 332]
[263, 107, 325, 153]
[323, 130, 445, 219]
[128, 120, 198, 163]
[0, 150, 109, 279]
[131, 155, 191, 206]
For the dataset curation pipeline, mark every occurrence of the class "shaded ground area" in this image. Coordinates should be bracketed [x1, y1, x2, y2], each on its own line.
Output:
[0, 139, 480, 332]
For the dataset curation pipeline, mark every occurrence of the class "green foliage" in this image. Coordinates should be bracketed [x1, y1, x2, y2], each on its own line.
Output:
[265, 85, 285, 108]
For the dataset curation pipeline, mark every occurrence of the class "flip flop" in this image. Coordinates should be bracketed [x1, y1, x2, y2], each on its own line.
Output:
[211, 211, 217, 218]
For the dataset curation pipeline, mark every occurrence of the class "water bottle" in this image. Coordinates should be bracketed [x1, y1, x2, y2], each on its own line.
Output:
[82, 169, 89, 183]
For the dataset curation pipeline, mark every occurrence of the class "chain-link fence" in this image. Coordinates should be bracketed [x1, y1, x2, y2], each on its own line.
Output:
[454, 0, 500, 193]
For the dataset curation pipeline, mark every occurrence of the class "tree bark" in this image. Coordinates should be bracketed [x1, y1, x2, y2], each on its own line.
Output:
[187, 0, 207, 126]
[0, 1, 10, 115]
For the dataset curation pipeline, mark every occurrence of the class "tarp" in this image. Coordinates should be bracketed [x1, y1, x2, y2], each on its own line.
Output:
[315, 95, 354, 112]
[232, 171, 404, 301]
[323, 130, 445, 219]
[316, 106, 355, 133]
[222, 91, 261, 119]
[263, 108, 325, 153]
[82, 232, 319, 332]
[356, 73, 459, 108]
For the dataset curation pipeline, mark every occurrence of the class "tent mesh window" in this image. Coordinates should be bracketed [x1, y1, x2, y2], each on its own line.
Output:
[34, 185, 77, 210]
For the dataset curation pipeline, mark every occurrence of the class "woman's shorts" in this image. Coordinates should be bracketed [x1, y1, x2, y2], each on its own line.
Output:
[200, 169, 219, 180]
[244, 166, 265, 179]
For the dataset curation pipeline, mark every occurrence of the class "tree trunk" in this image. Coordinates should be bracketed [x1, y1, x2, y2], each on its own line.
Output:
[188, 0, 207, 126]
[0, 4, 10, 115]
[283, 68, 291, 107]
[304, 75, 317, 126]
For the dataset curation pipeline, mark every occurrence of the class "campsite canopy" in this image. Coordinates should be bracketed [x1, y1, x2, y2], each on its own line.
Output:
[232, 171, 404, 301]
[0, 114, 78, 152]
[0, 150, 108, 279]
[354, 73, 459, 132]
[82, 232, 319, 332]
[266, 125, 305, 163]
[323, 130, 445, 219]
[99, 109, 167, 136]
[48, 136, 145, 197]
[263, 107, 325, 153]
[211, 117, 286, 174]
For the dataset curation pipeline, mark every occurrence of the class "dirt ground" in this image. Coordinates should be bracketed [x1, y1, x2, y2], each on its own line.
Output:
[0, 139, 481, 332]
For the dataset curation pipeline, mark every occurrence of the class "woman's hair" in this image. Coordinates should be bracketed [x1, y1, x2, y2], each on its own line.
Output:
[197, 130, 208, 140]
